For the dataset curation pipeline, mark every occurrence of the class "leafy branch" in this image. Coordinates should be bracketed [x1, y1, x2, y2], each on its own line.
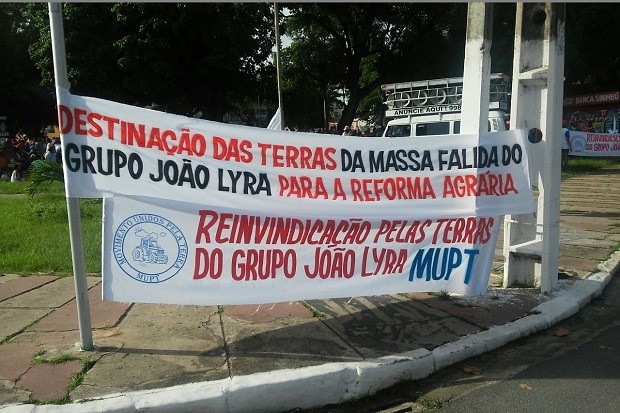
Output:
[27, 160, 64, 196]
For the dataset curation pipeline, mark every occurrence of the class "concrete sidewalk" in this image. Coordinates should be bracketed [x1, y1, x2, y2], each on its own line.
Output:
[1, 165, 619, 413]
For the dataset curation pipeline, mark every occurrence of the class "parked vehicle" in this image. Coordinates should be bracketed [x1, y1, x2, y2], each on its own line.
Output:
[381, 73, 511, 138]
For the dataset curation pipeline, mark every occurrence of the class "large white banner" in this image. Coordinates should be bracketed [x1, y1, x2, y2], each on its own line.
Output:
[568, 130, 620, 157]
[102, 196, 501, 304]
[57, 88, 535, 219]
[55, 89, 537, 303]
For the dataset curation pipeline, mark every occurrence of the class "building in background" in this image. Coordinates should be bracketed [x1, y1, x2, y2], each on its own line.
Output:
[563, 90, 620, 133]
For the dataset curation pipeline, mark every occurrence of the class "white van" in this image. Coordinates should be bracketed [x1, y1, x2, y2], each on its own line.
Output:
[381, 73, 510, 138]
[383, 109, 509, 138]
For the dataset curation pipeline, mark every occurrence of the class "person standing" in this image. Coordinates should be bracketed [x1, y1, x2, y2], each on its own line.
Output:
[561, 126, 573, 169]
[44, 142, 57, 163]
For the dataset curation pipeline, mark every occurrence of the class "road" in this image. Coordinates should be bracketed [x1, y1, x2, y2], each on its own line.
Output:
[438, 319, 620, 413]
[304, 274, 620, 413]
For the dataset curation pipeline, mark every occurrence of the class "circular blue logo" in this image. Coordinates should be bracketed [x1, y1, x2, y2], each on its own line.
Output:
[113, 213, 188, 283]
[571, 135, 586, 152]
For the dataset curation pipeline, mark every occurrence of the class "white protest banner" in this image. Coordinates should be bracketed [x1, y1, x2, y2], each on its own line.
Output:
[57, 88, 535, 220]
[568, 130, 620, 157]
[102, 196, 501, 305]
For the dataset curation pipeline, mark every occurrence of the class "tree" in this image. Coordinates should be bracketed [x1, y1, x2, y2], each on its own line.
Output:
[564, 3, 620, 96]
[283, 3, 469, 132]
[25, 3, 125, 102]
[0, 4, 57, 136]
[25, 3, 276, 122]
[111, 3, 275, 119]
[489, 2, 517, 76]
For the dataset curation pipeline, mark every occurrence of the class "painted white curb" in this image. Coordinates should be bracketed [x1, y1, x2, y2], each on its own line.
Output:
[431, 333, 488, 371]
[2, 254, 617, 413]
[225, 363, 357, 413]
[353, 348, 434, 398]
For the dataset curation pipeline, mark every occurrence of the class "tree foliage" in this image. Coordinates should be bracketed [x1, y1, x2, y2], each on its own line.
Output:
[0, 4, 57, 136]
[3, 2, 620, 136]
[24, 2, 123, 100]
[564, 3, 620, 95]
[110, 3, 275, 119]
[283, 3, 469, 131]
[24, 3, 275, 122]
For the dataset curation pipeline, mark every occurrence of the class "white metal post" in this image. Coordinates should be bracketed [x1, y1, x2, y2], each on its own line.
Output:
[503, 3, 566, 293]
[49, 2, 94, 350]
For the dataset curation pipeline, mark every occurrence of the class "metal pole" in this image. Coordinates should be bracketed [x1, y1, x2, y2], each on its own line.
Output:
[274, 2, 284, 129]
[323, 98, 328, 131]
[48, 2, 94, 350]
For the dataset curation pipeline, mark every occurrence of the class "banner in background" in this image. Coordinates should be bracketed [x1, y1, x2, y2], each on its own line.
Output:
[103, 196, 501, 305]
[568, 130, 620, 157]
[57, 88, 535, 220]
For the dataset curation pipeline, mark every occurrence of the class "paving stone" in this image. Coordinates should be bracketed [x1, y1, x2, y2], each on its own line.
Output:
[407, 288, 546, 329]
[0, 275, 58, 303]
[223, 301, 314, 323]
[0, 379, 31, 405]
[70, 303, 229, 401]
[561, 226, 610, 242]
[561, 234, 617, 249]
[9, 331, 83, 357]
[16, 360, 82, 402]
[0, 277, 98, 309]
[223, 306, 359, 377]
[559, 256, 599, 273]
[560, 244, 612, 261]
[28, 282, 131, 332]
[560, 216, 614, 233]
[0, 308, 51, 343]
[70, 352, 227, 402]
[307, 295, 480, 357]
[563, 205, 620, 215]
[0, 341, 39, 381]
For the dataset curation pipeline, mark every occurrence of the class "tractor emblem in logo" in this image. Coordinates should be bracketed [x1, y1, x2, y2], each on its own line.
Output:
[132, 229, 169, 265]
[113, 214, 187, 284]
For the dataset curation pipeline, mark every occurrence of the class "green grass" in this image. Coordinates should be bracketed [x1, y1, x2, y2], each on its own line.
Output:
[0, 180, 102, 275]
[38, 395, 70, 405]
[561, 157, 620, 180]
[301, 301, 327, 319]
[0, 176, 66, 195]
[418, 395, 445, 412]
[33, 352, 80, 365]
[605, 242, 620, 261]
[427, 290, 451, 300]
[68, 359, 96, 393]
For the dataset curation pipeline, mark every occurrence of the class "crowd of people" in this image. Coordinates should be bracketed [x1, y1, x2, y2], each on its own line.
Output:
[340, 125, 383, 136]
[0, 129, 61, 182]
[282, 125, 384, 136]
